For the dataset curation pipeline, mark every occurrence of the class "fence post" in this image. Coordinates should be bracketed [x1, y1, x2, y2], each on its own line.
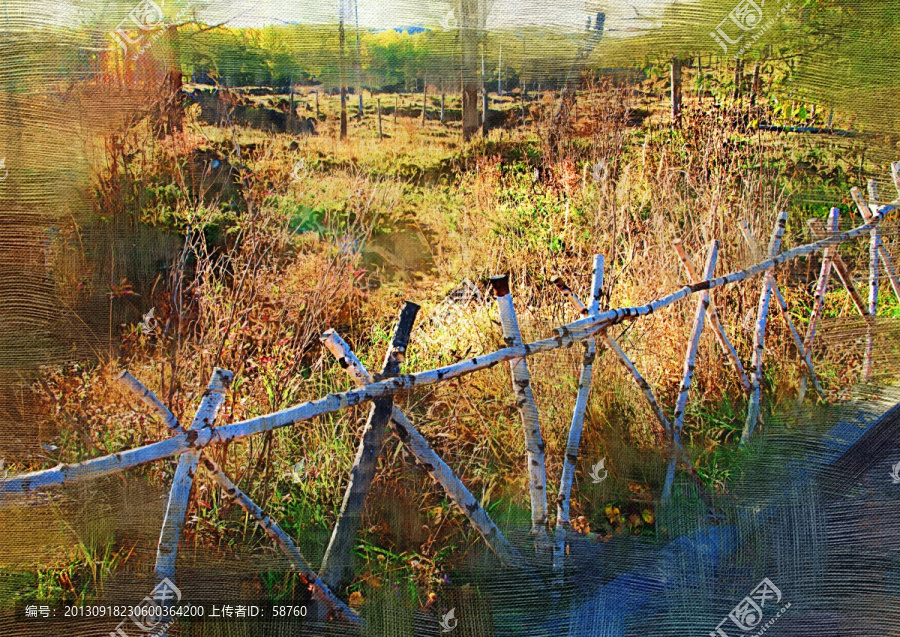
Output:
[319, 302, 420, 590]
[663, 241, 717, 501]
[807, 218, 869, 316]
[491, 275, 550, 553]
[319, 329, 528, 569]
[673, 239, 750, 393]
[377, 98, 383, 140]
[552, 256, 604, 575]
[852, 185, 900, 303]
[742, 212, 787, 444]
[153, 367, 232, 630]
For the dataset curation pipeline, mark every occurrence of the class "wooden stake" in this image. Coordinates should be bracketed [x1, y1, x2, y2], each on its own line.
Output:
[769, 283, 825, 399]
[552, 269, 715, 509]
[663, 241, 717, 500]
[551, 256, 603, 575]
[741, 212, 787, 444]
[674, 239, 750, 393]
[154, 368, 232, 594]
[851, 186, 900, 303]
[117, 371, 182, 433]
[866, 225, 878, 379]
[319, 330, 526, 569]
[808, 218, 869, 317]
[394, 94, 398, 124]
[377, 98, 383, 140]
[319, 302, 419, 589]
[804, 209, 839, 351]
[491, 275, 549, 551]
[200, 456, 360, 623]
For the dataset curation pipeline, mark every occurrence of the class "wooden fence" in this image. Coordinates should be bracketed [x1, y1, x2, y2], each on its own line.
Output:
[2, 166, 900, 627]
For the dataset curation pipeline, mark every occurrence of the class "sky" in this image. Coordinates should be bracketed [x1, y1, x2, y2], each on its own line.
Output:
[195, 0, 666, 34]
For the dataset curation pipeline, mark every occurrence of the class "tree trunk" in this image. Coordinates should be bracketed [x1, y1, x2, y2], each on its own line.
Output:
[670, 56, 681, 125]
[459, 0, 480, 140]
[339, 12, 348, 140]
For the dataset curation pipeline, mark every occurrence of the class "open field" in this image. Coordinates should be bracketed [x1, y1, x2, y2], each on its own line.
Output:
[2, 58, 900, 632]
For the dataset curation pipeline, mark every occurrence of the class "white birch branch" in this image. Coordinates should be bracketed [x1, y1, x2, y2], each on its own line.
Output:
[741, 213, 787, 444]
[866, 227, 878, 379]
[803, 209, 839, 352]
[199, 456, 361, 624]
[550, 256, 604, 575]
[319, 329, 527, 569]
[807, 218, 870, 317]
[769, 283, 825, 399]
[491, 275, 550, 552]
[319, 302, 420, 590]
[663, 241, 717, 501]
[117, 371, 182, 433]
[673, 239, 750, 394]
[852, 186, 900, 304]
[155, 368, 232, 586]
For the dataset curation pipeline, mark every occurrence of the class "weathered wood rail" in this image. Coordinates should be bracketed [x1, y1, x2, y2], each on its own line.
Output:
[2, 169, 900, 628]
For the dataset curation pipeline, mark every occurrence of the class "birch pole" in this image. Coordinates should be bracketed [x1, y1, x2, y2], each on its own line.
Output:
[551, 256, 604, 575]
[662, 241, 717, 501]
[866, 226, 878, 379]
[864, 183, 879, 379]
[491, 275, 549, 552]
[319, 330, 527, 569]
[155, 368, 232, 597]
[319, 302, 419, 590]
[800, 210, 838, 402]
[807, 218, 870, 317]
[804, 209, 839, 351]
[852, 186, 900, 303]
[741, 212, 787, 444]
[0, 216, 884, 498]
[117, 371, 182, 433]
[199, 456, 360, 623]
[769, 283, 825, 399]
[117, 372, 359, 624]
[673, 239, 750, 394]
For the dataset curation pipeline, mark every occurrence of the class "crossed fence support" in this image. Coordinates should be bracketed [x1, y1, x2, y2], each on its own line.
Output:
[1, 178, 898, 623]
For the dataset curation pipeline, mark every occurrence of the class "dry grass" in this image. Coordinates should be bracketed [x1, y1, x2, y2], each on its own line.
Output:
[13, 72, 891, 606]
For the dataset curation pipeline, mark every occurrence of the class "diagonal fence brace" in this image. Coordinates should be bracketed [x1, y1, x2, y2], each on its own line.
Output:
[118, 371, 359, 624]
[742, 213, 787, 444]
[674, 239, 750, 394]
[200, 457, 360, 623]
[319, 301, 420, 590]
[550, 255, 604, 575]
[663, 240, 717, 502]
[319, 329, 527, 569]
